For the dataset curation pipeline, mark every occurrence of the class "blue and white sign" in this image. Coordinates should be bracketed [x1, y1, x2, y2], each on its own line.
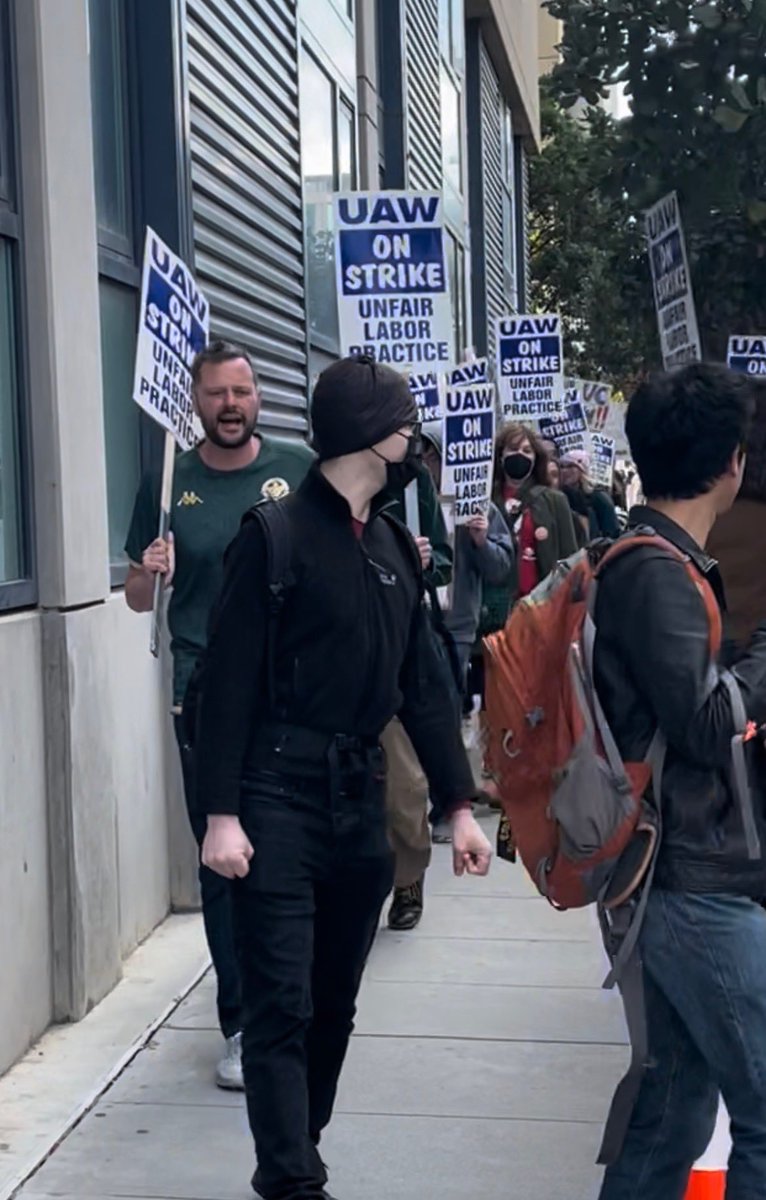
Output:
[448, 357, 489, 388]
[132, 228, 209, 450]
[334, 192, 453, 368]
[645, 192, 701, 370]
[727, 335, 766, 377]
[409, 372, 443, 423]
[496, 313, 564, 421]
[442, 384, 496, 524]
[591, 433, 616, 490]
[539, 395, 591, 459]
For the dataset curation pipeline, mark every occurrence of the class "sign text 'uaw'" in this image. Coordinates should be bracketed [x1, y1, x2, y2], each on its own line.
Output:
[442, 384, 496, 523]
[495, 314, 564, 421]
[727, 335, 766, 377]
[334, 191, 452, 369]
[591, 433, 616, 490]
[645, 192, 701, 371]
[447, 357, 489, 388]
[132, 228, 209, 450]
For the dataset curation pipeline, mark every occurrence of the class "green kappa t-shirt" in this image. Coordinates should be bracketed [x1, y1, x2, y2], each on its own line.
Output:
[125, 436, 314, 705]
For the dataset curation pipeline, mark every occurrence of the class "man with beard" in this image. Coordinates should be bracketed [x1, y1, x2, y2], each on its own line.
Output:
[124, 340, 313, 1091]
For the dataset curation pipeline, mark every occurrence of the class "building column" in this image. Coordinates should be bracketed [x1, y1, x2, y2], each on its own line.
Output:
[14, 0, 121, 1020]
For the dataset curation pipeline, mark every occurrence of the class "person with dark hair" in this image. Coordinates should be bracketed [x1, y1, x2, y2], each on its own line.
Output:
[195, 354, 492, 1200]
[593, 363, 766, 1199]
[493, 421, 578, 606]
[124, 340, 313, 1090]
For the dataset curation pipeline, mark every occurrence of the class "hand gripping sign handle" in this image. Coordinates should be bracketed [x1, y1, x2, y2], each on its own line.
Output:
[150, 432, 177, 659]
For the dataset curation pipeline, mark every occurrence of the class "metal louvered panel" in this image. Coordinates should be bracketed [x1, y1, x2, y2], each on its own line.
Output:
[515, 136, 530, 313]
[404, 0, 442, 192]
[186, 0, 308, 433]
[479, 38, 505, 358]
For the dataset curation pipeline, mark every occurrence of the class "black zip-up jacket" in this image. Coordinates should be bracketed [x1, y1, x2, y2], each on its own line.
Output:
[594, 507, 766, 896]
[195, 465, 477, 817]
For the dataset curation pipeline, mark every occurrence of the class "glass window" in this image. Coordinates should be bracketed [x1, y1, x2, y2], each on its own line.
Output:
[300, 47, 357, 350]
[88, 0, 133, 254]
[439, 0, 464, 75]
[441, 66, 463, 197]
[0, 239, 23, 584]
[98, 280, 141, 564]
[446, 232, 466, 363]
[338, 99, 355, 193]
[301, 50, 338, 346]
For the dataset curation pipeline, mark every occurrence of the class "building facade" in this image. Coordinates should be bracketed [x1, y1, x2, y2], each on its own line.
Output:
[0, 0, 539, 1074]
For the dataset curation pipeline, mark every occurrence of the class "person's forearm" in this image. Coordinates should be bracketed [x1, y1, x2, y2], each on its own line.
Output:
[125, 568, 156, 613]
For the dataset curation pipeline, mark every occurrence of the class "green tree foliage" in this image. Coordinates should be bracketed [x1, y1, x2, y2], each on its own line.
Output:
[540, 0, 766, 363]
[529, 86, 657, 387]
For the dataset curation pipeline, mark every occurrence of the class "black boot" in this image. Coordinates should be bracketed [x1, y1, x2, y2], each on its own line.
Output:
[387, 878, 424, 931]
[252, 1168, 334, 1198]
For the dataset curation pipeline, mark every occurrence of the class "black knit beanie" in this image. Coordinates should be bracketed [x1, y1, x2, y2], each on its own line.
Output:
[311, 354, 418, 461]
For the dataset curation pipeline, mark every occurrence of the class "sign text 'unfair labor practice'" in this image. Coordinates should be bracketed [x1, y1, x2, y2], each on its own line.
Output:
[334, 192, 452, 368]
[132, 228, 209, 449]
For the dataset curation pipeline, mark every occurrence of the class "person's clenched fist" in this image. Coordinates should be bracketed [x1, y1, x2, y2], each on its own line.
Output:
[451, 809, 492, 877]
[202, 815, 254, 880]
[142, 534, 175, 585]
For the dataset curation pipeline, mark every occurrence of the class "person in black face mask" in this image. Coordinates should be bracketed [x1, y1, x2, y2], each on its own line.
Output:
[492, 421, 578, 606]
[195, 353, 492, 1200]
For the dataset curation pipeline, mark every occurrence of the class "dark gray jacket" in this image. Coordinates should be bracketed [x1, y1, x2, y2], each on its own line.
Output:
[445, 502, 513, 645]
[594, 507, 766, 896]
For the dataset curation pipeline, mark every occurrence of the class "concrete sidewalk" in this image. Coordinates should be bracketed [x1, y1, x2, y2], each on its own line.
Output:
[14, 819, 628, 1200]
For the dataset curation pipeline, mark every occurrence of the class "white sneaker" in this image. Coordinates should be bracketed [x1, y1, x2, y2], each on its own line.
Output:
[215, 1032, 244, 1090]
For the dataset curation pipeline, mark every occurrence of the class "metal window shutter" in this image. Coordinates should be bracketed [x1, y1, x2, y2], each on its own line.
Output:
[404, 0, 441, 192]
[515, 137, 530, 313]
[186, 0, 308, 433]
[479, 38, 506, 358]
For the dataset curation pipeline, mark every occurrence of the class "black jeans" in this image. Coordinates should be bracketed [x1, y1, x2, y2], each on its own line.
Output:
[173, 716, 242, 1040]
[235, 747, 394, 1200]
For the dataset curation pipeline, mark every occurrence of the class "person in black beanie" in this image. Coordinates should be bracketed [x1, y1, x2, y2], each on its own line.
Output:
[195, 353, 492, 1200]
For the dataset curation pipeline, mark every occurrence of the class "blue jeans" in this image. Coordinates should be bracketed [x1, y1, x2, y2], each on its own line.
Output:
[599, 890, 766, 1200]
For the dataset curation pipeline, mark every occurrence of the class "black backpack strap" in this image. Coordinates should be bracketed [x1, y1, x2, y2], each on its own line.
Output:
[242, 500, 295, 712]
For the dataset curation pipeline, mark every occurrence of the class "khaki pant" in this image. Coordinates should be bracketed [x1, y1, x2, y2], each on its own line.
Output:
[381, 717, 431, 889]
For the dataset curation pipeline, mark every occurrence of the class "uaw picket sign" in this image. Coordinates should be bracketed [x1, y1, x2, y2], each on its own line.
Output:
[539, 394, 591, 459]
[442, 384, 496, 523]
[496, 313, 564, 420]
[132, 228, 209, 450]
[727, 335, 766, 377]
[334, 191, 452, 368]
[591, 433, 616, 490]
[448, 357, 489, 387]
[409, 372, 443, 423]
[645, 192, 701, 370]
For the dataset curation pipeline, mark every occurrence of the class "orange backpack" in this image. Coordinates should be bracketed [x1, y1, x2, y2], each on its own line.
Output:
[483, 533, 722, 912]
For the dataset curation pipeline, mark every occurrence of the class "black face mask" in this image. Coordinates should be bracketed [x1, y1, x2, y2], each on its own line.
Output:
[503, 452, 534, 483]
[385, 432, 422, 490]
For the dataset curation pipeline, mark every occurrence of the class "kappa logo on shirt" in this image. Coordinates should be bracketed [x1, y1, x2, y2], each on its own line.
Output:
[177, 491, 204, 508]
[261, 477, 290, 501]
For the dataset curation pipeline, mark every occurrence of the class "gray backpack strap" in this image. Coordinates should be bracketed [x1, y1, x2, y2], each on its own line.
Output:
[723, 669, 761, 860]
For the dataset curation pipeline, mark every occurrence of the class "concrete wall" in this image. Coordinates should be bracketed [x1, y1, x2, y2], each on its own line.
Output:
[0, 615, 52, 1075]
[0, 0, 191, 1073]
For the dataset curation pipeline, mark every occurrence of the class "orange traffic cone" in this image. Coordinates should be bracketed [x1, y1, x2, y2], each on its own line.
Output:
[684, 1099, 730, 1200]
